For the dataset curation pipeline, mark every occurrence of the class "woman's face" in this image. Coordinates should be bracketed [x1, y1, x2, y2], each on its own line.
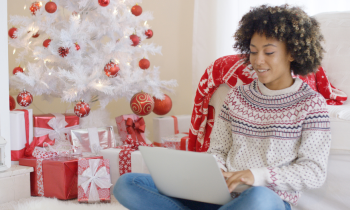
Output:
[249, 33, 294, 90]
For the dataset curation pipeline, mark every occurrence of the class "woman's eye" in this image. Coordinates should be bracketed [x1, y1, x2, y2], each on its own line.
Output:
[265, 52, 275, 55]
[250, 52, 257, 55]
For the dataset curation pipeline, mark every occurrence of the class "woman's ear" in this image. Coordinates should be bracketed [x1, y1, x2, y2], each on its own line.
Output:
[288, 53, 294, 62]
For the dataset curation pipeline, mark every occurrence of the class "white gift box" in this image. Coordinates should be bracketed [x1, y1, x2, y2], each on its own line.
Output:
[10, 109, 33, 163]
[100, 148, 149, 195]
[153, 115, 191, 146]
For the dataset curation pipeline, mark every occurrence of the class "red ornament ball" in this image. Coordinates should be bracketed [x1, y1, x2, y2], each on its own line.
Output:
[130, 92, 154, 116]
[74, 100, 90, 118]
[30, 1, 42, 15]
[9, 95, 16, 111]
[43, 39, 51, 48]
[98, 0, 110, 7]
[8, 27, 17, 39]
[75, 43, 80, 51]
[13, 66, 24, 75]
[131, 5, 142, 16]
[152, 94, 172, 115]
[32, 32, 40, 38]
[130, 34, 140, 46]
[58, 47, 69, 57]
[45, 1, 57, 13]
[17, 90, 33, 107]
[104, 61, 120, 78]
[139, 58, 150, 70]
[145, 29, 153, 39]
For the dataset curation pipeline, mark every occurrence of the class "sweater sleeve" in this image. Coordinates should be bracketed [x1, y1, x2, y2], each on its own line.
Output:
[206, 95, 233, 172]
[250, 96, 331, 191]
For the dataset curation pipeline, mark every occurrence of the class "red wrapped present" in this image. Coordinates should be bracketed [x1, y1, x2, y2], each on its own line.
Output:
[33, 113, 80, 145]
[19, 147, 102, 200]
[115, 114, 146, 144]
[78, 159, 112, 203]
[160, 133, 190, 151]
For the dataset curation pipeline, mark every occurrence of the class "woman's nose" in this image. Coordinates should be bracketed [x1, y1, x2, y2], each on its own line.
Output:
[256, 53, 265, 66]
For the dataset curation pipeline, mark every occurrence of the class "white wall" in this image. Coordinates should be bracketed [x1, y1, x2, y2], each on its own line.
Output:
[2, 1, 10, 168]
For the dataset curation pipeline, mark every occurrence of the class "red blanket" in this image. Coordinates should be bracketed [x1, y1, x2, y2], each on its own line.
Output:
[188, 55, 347, 152]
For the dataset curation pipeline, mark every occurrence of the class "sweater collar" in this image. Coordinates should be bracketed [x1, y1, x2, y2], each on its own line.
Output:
[257, 78, 303, 96]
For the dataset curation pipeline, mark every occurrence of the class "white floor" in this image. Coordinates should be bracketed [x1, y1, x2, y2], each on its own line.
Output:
[0, 196, 128, 210]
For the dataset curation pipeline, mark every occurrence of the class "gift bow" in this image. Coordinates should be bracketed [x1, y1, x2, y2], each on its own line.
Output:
[34, 113, 80, 141]
[32, 145, 72, 159]
[78, 159, 112, 202]
[126, 117, 146, 143]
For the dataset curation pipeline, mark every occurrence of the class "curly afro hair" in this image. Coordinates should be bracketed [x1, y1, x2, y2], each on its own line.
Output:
[234, 4, 324, 76]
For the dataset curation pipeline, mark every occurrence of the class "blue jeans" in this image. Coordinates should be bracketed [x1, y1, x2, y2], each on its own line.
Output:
[114, 173, 291, 210]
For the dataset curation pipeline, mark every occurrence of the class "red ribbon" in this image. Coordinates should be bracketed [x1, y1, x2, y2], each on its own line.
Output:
[180, 135, 189, 151]
[11, 109, 30, 160]
[126, 117, 146, 143]
[116, 137, 153, 176]
[171, 116, 180, 134]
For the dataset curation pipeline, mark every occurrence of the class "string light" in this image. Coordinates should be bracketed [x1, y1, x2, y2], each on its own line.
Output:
[144, 21, 147, 26]
[28, 41, 32, 45]
[24, 5, 26, 10]
[39, 2, 42, 7]
[13, 49, 16, 54]
[113, 9, 118, 15]
[124, 36, 127, 38]
[23, 67, 26, 71]
[127, 62, 130, 65]
[115, 59, 119, 64]
[75, 91, 77, 96]
[48, 72, 51, 75]
[78, 14, 80, 19]
[138, 45, 141, 48]
[34, 58, 39, 60]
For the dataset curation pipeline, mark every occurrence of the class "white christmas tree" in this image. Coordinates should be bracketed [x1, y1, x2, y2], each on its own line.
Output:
[8, 0, 177, 118]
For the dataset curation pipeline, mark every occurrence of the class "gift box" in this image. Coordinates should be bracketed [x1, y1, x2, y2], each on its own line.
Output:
[115, 114, 146, 144]
[78, 159, 112, 203]
[153, 115, 191, 147]
[19, 153, 102, 200]
[10, 109, 34, 162]
[33, 113, 80, 145]
[71, 126, 116, 154]
[161, 133, 190, 151]
[100, 148, 149, 195]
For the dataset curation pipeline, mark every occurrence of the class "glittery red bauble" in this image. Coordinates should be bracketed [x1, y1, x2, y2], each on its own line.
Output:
[17, 90, 33, 107]
[43, 39, 51, 47]
[74, 100, 90, 118]
[98, 0, 110, 7]
[130, 34, 140, 46]
[131, 5, 142, 16]
[104, 61, 120, 78]
[58, 47, 69, 57]
[145, 29, 153, 39]
[45, 1, 57, 13]
[75, 43, 80, 51]
[139, 58, 150, 70]
[130, 92, 154, 116]
[9, 95, 16, 111]
[30, 2, 42, 15]
[32, 32, 40, 38]
[152, 94, 172, 115]
[8, 27, 17, 39]
[13, 66, 24, 75]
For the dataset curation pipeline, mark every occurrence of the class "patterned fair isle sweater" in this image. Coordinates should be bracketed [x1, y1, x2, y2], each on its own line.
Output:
[207, 78, 331, 206]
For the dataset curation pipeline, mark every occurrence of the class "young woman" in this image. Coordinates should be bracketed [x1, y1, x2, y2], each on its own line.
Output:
[114, 5, 330, 210]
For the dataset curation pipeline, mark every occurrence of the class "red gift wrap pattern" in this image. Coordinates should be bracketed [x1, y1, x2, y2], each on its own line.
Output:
[19, 147, 102, 200]
[161, 133, 189, 150]
[33, 113, 80, 144]
[78, 159, 112, 203]
[116, 137, 153, 176]
[116, 114, 146, 144]
[189, 54, 347, 152]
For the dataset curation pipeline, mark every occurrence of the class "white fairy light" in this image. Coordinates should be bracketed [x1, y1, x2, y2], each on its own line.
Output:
[13, 49, 16, 54]
[48, 72, 51, 75]
[138, 45, 141, 48]
[78, 14, 80, 19]
[23, 67, 26, 71]
[96, 81, 102, 86]
[124, 36, 127, 38]
[144, 21, 147, 26]
[34, 58, 39, 60]
[24, 5, 26, 10]
[127, 62, 130, 65]
[115, 59, 119, 64]
[28, 41, 32, 45]
[39, 2, 42, 7]
[75, 91, 77, 96]
[114, 9, 118, 15]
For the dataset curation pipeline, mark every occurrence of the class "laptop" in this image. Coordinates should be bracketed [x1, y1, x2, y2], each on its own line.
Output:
[139, 146, 250, 205]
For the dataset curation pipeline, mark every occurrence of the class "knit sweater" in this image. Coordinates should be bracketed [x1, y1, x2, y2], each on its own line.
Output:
[207, 78, 331, 206]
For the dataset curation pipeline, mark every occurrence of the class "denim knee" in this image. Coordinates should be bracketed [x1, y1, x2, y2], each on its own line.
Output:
[241, 186, 285, 209]
[113, 173, 133, 202]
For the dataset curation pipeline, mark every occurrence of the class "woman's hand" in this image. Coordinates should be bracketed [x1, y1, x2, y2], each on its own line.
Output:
[222, 170, 254, 193]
